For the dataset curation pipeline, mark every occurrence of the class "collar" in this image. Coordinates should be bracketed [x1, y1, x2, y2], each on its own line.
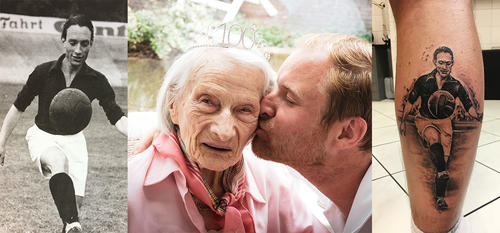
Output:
[242, 152, 266, 204]
[343, 164, 372, 233]
[49, 54, 97, 78]
[143, 133, 183, 186]
[143, 133, 266, 204]
[323, 164, 372, 233]
[429, 69, 452, 81]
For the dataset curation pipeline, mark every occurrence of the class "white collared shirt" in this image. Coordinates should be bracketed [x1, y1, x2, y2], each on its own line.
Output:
[323, 165, 372, 233]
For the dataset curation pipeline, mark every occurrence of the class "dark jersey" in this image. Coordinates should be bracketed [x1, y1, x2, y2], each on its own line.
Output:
[14, 54, 125, 135]
[408, 69, 473, 119]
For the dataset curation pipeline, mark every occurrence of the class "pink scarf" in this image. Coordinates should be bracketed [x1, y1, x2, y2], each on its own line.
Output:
[152, 133, 256, 233]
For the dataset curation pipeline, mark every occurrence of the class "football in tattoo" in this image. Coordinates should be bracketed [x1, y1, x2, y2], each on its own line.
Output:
[398, 46, 482, 211]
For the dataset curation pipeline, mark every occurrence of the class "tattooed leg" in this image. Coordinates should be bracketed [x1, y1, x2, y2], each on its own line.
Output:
[390, 0, 483, 232]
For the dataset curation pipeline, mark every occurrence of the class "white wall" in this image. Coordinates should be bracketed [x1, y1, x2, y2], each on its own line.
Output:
[373, 0, 499, 82]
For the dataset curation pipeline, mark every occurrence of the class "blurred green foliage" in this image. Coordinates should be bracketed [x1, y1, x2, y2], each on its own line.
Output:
[357, 29, 373, 43]
[128, 8, 162, 52]
[259, 26, 295, 47]
[128, 2, 295, 59]
[128, 2, 219, 58]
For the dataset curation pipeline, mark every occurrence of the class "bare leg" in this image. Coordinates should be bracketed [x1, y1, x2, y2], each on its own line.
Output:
[390, 0, 483, 232]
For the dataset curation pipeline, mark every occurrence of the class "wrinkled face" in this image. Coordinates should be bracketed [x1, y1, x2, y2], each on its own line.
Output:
[170, 59, 265, 171]
[62, 25, 92, 68]
[434, 52, 453, 77]
[252, 49, 329, 167]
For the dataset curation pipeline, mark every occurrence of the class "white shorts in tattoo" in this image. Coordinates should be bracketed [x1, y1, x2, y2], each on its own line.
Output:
[25, 124, 88, 196]
[414, 115, 453, 159]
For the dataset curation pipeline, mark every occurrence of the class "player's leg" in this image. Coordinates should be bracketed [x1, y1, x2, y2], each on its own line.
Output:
[391, 0, 483, 232]
[422, 126, 449, 210]
[76, 196, 83, 210]
[422, 126, 446, 174]
[40, 147, 81, 233]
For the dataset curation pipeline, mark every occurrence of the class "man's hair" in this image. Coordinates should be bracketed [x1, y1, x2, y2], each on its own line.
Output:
[61, 14, 94, 42]
[156, 47, 276, 133]
[433, 46, 454, 61]
[296, 33, 372, 151]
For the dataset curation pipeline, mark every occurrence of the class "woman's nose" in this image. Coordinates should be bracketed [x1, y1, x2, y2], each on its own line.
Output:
[210, 109, 235, 142]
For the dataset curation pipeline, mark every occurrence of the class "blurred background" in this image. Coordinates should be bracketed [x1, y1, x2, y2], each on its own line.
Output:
[372, 0, 500, 101]
[127, 0, 372, 111]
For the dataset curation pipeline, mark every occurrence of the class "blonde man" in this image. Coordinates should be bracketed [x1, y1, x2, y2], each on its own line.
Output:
[253, 33, 372, 233]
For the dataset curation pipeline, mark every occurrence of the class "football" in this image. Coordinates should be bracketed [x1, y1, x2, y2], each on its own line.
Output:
[49, 88, 92, 135]
[428, 90, 455, 119]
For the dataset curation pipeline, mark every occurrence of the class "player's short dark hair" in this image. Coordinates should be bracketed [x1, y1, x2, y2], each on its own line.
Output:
[61, 14, 94, 42]
[433, 46, 454, 61]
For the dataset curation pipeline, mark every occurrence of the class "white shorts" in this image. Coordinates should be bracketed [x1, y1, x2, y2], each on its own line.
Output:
[414, 115, 453, 159]
[25, 124, 88, 196]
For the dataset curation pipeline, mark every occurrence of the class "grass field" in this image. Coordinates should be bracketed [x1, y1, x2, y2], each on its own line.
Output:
[0, 83, 127, 233]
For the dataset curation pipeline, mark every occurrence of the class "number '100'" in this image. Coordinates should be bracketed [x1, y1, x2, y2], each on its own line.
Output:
[209, 23, 259, 49]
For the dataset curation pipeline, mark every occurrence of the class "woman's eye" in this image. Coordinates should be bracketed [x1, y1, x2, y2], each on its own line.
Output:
[201, 98, 212, 105]
[240, 107, 252, 113]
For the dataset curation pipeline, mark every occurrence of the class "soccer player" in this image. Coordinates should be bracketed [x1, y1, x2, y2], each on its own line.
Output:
[400, 46, 480, 210]
[0, 15, 127, 233]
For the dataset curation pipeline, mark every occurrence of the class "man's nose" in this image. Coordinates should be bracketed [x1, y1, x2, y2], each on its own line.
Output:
[259, 93, 277, 120]
[210, 109, 236, 142]
[74, 44, 82, 54]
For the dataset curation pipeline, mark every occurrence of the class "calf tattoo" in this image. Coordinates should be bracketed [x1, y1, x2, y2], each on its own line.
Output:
[398, 46, 482, 210]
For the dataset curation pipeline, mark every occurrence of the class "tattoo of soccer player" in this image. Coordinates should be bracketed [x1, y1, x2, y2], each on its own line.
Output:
[398, 46, 482, 211]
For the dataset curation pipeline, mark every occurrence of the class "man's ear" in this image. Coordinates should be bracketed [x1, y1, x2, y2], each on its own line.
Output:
[169, 102, 179, 125]
[327, 117, 367, 150]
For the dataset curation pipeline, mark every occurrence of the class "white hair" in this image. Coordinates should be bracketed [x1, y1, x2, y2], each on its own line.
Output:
[156, 47, 276, 134]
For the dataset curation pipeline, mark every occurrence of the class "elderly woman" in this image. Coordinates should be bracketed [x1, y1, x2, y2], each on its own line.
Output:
[128, 47, 329, 233]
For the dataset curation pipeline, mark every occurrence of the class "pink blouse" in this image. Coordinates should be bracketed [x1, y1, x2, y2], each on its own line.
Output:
[128, 135, 330, 233]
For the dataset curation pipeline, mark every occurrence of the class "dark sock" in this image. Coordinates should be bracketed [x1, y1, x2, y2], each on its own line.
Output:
[49, 173, 79, 224]
[435, 174, 449, 197]
[429, 143, 446, 172]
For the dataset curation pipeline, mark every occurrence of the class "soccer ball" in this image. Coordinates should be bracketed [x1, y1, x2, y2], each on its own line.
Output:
[428, 90, 455, 119]
[49, 88, 92, 135]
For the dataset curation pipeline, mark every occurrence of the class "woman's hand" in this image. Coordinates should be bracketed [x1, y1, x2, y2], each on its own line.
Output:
[132, 128, 161, 155]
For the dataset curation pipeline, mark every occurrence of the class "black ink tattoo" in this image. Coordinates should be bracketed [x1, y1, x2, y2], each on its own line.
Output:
[398, 46, 482, 211]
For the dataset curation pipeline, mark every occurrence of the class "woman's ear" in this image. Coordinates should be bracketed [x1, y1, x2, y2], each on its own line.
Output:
[169, 102, 179, 125]
[327, 117, 367, 150]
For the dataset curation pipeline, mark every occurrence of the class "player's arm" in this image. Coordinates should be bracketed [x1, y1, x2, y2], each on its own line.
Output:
[399, 80, 419, 136]
[399, 98, 413, 136]
[460, 85, 481, 120]
[96, 76, 128, 136]
[468, 107, 479, 119]
[0, 105, 23, 165]
[390, 0, 483, 232]
[114, 116, 127, 136]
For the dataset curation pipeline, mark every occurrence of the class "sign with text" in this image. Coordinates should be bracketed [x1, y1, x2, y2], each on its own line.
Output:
[0, 13, 126, 37]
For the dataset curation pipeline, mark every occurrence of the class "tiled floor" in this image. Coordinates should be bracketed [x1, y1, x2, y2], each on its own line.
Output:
[372, 100, 500, 233]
